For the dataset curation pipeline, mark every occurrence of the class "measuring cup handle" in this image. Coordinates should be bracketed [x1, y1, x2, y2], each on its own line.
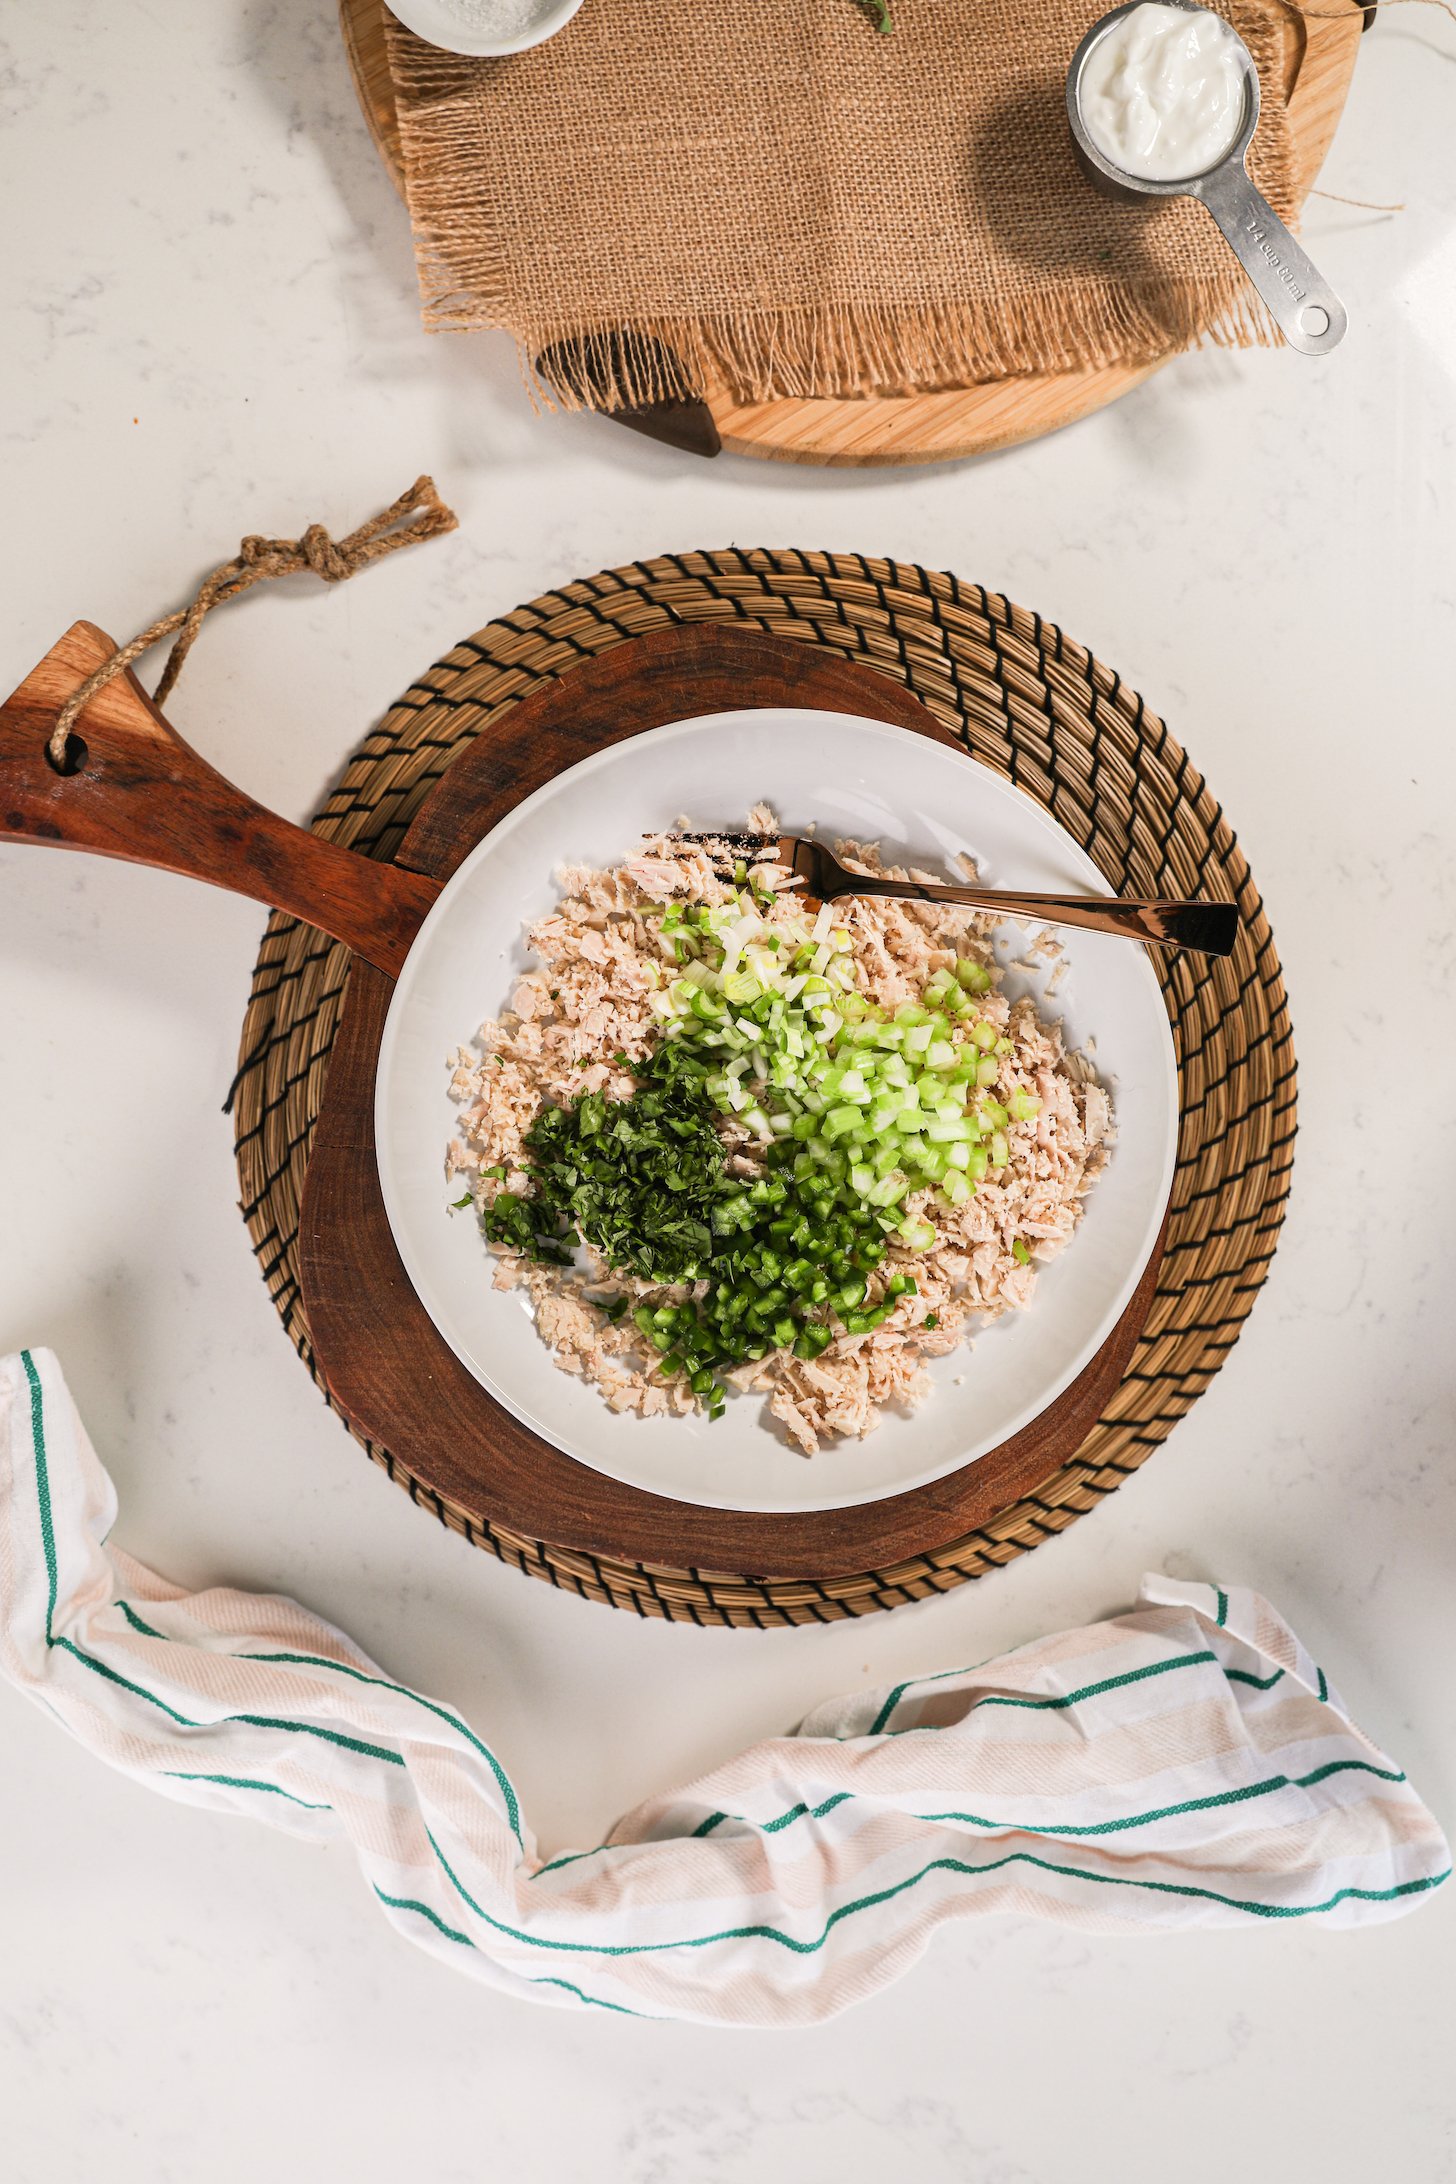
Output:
[0, 620, 438, 977]
[1197, 165, 1347, 356]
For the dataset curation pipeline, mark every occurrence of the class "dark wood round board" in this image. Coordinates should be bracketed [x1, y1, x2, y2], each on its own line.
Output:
[295, 623, 1168, 1577]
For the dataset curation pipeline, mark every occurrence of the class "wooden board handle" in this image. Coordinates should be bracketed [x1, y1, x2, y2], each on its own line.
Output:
[0, 621, 439, 976]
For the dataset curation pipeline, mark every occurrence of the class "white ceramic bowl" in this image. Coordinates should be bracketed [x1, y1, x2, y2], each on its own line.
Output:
[376, 709, 1178, 1514]
[386, 0, 582, 59]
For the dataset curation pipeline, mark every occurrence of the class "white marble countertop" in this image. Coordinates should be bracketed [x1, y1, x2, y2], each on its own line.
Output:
[3, 4, 1454, 2177]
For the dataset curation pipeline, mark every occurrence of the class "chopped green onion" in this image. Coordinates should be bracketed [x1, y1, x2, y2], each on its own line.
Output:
[488, 887, 1052, 1416]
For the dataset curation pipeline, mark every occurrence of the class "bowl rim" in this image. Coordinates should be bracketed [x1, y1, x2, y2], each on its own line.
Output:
[384, 0, 584, 60]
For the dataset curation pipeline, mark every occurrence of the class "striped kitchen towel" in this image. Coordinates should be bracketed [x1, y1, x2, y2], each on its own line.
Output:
[1, 1348, 1447, 2025]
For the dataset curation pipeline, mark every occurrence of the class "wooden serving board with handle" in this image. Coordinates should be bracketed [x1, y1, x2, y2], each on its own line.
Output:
[339, 0, 1365, 466]
[0, 620, 1165, 1578]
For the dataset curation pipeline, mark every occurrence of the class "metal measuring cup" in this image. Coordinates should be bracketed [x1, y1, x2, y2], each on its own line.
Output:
[1066, 0, 1346, 356]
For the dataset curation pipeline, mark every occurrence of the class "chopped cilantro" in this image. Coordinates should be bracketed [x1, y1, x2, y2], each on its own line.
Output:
[481, 1068, 725, 1282]
[479, 1038, 900, 1411]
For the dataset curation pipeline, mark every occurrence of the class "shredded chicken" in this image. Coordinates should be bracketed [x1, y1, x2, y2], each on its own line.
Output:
[448, 821, 1113, 1457]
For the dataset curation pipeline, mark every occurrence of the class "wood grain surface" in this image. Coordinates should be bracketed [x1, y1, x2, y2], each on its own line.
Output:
[0, 611, 1171, 1574]
[297, 623, 1170, 1576]
[339, 0, 1364, 467]
[0, 621, 438, 977]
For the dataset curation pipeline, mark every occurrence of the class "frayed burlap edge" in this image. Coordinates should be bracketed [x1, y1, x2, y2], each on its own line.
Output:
[468, 292, 1282, 411]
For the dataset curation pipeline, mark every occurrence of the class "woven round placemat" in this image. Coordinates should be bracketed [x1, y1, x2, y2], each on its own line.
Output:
[230, 549, 1295, 1627]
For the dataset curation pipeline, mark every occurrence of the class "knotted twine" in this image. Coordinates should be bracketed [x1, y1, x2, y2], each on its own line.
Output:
[48, 477, 457, 768]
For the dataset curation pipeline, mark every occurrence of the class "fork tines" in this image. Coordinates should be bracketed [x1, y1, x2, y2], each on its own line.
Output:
[652, 828, 783, 875]
[657, 829, 777, 849]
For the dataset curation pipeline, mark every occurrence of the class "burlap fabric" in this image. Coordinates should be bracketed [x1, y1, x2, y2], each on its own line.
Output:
[388, 0, 1296, 407]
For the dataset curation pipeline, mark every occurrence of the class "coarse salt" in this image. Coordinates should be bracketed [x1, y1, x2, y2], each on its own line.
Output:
[435, 0, 558, 37]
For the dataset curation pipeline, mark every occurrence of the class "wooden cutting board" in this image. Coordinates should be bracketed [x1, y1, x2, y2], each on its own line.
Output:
[0, 615, 1163, 1582]
[295, 624, 1170, 1577]
[338, 0, 1365, 465]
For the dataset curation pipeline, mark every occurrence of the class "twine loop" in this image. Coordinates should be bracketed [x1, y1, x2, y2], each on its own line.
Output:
[48, 476, 457, 768]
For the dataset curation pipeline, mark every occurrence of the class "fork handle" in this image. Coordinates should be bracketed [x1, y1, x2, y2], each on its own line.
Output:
[830, 876, 1238, 958]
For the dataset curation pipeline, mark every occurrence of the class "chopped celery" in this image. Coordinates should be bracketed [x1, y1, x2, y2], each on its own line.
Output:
[611, 888, 1036, 1410]
[868, 1171, 909, 1208]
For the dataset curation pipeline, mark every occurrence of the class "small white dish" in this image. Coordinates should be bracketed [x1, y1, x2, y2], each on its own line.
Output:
[386, 0, 583, 60]
[375, 709, 1179, 1515]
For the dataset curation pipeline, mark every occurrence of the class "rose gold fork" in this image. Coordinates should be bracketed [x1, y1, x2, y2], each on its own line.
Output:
[663, 830, 1237, 958]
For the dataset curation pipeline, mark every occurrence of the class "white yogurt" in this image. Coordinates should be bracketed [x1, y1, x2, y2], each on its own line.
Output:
[1079, 3, 1247, 183]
